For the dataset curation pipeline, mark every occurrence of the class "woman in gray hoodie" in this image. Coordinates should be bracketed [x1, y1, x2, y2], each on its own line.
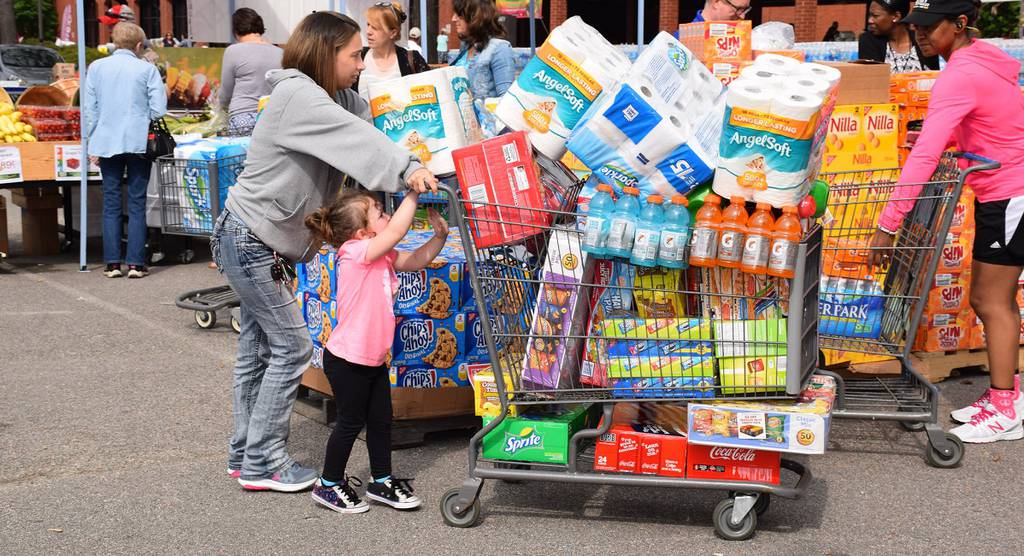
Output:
[210, 11, 438, 492]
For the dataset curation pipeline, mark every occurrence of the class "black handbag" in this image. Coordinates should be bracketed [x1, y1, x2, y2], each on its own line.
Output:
[146, 118, 176, 160]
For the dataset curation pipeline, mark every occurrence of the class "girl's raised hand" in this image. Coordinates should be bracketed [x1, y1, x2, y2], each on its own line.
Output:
[427, 208, 449, 239]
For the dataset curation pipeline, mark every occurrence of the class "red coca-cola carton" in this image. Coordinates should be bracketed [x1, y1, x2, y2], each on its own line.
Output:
[617, 429, 640, 473]
[640, 435, 662, 475]
[685, 443, 781, 485]
[658, 433, 688, 478]
[452, 131, 550, 249]
[593, 425, 627, 472]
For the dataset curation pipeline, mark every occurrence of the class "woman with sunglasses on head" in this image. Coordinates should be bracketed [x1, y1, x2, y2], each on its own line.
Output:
[869, 0, 1024, 444]
[858, 0, 940, 72]
[355, 2, 430, 99]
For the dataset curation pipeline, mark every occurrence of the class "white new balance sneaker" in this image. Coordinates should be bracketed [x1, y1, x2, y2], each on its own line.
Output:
[950, 407, 1024, 444]
[951, 387, 1024, 424]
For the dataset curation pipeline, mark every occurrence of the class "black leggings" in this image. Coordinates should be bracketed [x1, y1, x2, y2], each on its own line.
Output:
[321, 349, 392, 482]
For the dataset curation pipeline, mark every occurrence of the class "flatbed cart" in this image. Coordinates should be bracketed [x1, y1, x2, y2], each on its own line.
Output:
[156, 153, 246, 333]
[816, 152, 1000, 468]
[434, 170, 823, 539]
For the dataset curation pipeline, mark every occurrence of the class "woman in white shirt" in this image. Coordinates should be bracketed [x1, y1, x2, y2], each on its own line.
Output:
[354, 2, 430, 99]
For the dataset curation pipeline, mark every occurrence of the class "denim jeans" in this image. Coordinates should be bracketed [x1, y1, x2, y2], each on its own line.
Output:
[211, 210, 313, 477]
[99, 154, 151, 266]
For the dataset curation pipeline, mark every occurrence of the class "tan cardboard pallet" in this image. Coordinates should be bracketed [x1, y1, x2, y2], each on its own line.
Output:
[836, 349, 1024, 384]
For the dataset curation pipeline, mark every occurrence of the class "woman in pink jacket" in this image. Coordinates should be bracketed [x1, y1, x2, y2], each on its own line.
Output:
[870, 0, 1024, 443]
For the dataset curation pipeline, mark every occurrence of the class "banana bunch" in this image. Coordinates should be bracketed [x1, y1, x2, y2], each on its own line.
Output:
[0, 102, 37, 143]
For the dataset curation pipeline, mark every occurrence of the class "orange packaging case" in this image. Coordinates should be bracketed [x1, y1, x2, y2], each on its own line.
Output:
[926, 271, 972, 314]
[706, 60, 743, 86]
[685, 443, 781, 485]
[949, 190, 976, 233]
[890, 71, 940, 94]
[913, 311, 972, 352]
[679, 20, 753, 62]
[938, 231, 974, 273]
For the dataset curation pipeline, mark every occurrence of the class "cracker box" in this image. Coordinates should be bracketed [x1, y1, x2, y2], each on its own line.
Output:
[679, 20, 753, 63]
[481, 404, 598, 465]
[469, 364, 517, 417]
[685, 444, 781, 484]
[522, 226, 594, 390]
[687, 374, 836, 455]
[949, 189, 976, 233]
[926, 272, 972, 314]
[718, 355, 787, 395]
[939, 230, 974, 273]
[609, 376, 716, 399]
[453, 131, 551, 249]
[391, 313, 467, 369]
[394, 231, 467, 317]
[822, 104, 899, 173]
[390, 363, 471, 388]
[913, 311, 972, 352]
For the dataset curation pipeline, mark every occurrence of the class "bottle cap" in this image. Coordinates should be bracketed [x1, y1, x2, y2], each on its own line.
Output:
[622, 187, 640, 196]
[729, 196, 746, 204]
[671, 195, 688, 207]
[706, 193, 721, 204]
[597, 184, 613, 194]
[647, 194, 664, 204]
[783, 205, 798, 213]
[755, 203, 771, 210]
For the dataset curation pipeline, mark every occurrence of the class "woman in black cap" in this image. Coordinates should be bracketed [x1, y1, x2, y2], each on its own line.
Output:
[858, 0, 940, 72]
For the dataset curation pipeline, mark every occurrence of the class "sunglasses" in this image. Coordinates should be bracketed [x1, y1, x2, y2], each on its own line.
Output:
[375, 2, 408, 24]
[722, 0, 752, 18]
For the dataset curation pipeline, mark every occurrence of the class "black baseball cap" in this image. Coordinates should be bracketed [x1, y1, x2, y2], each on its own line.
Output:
[901, 0, 975, 26]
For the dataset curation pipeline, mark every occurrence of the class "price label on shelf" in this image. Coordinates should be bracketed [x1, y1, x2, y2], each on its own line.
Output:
[0, 146, 23, 184]
[54, 144, 101, 181]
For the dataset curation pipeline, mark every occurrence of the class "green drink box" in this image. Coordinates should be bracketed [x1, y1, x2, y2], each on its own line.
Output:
[482, 404, 599, 464]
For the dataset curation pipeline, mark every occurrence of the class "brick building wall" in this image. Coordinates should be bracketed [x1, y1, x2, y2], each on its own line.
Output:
[764, 3, 867, 42]
[659, 0, 678, 34]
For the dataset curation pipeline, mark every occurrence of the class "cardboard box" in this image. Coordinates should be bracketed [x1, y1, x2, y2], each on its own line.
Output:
[939, 230, 974, 273]
[469, 364, 517, 418]
[926, 272, 972, 314]
[52, 62, 76, 81]
[391, 314, 467, 369]
[453, 131, 550, 249]
[822, 61, 892, 105]
[389, 363, 471, 388]
[609, 376, 716, 399]
[393, 231, 467, 317]
[464, 310, 497, 363]
[685, 443, 781, 484]
[679, 21, 753, 62]
[914, 311, 972, 352]
[481, 404, 597, 464]
[617, 428, 640, 472]
[718, 355, 787, 395]
[822, 104, 899, 173]
[593, 426, 625, 472]
[300, 366, 475, 420]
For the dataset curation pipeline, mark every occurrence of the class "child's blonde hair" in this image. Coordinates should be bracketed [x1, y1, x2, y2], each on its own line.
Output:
[305, 189, 378, 247]
[112, 22, 146, 51]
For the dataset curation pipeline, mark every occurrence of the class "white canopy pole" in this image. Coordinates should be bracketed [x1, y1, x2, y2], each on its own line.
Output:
[76, 0, 88, 271]
[637, 0, 644, 47]
[529, 0, 536, 55]
[420, 0, 428, 57]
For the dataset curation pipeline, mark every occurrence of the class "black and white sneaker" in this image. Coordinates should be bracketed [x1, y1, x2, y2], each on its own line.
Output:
[103, 264, 123, 278]
[127, 265, 149, 279]
[311, 477, 369, 514]
[365, 477, 421, 510]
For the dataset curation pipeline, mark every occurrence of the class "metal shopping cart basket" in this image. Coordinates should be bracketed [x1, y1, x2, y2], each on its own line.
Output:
[435, 173, 820, 539]
[156, 153, 246, 333]
[816, 151, 999, 468]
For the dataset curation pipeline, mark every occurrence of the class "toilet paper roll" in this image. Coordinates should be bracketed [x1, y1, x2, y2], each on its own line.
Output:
[405, 68, 458, 104]
[739, 66, 785, 88]
[784, 76, 831, 99]
[726, 80, 774, 113]
[753, 53, 802, 75]
[627, 114, 692, 169]
[440, 101, 470, 149]
[795, 63, 841, 89]
[771, 91, 823, 121]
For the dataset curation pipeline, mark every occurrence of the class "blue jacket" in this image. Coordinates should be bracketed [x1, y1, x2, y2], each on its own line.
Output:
[83, 49, 166, 157]
[450, 38, 514, 99]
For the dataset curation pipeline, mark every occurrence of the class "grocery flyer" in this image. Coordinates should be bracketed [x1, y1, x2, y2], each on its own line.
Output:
[54, 144, 101, 181]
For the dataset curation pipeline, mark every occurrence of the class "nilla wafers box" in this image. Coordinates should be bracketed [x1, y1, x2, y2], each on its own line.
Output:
[822, 104, 899, 173]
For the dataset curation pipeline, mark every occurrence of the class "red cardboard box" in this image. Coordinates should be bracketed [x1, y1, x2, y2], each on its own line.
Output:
[594, 426, 626, 472]
[658, 433, 688, 478]
[640, 435, 662, 475]
[686, 443, 781, 485]
[453, 131, 550, 249]
[617, 429, 640, 473]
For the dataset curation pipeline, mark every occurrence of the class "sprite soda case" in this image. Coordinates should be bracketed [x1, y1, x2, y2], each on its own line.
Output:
[481, 404, 598, 464]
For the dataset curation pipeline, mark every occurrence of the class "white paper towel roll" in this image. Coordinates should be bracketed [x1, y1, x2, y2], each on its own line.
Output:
[784, 76, 832, 99]
[727, 80, 774, 113]
[771, 91, 823, 121]
[753, 53, 802, 75]
[739, 66, 784, 88]
[795, 63, 841, 89]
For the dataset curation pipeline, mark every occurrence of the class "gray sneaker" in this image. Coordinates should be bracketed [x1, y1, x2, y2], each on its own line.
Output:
[238, 462, 318, 492]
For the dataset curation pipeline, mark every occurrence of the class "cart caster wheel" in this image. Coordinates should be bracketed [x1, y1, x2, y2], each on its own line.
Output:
[195, 311, 217, 329]
[729, 492, 770, 516]
[179, 249, 195, 264]
[439, 487, 480, 528]
[150, 251, 166, 266]
[230, 316, 241, 334]
[926, 432, 965, 469]
[900, 420, 926, 432]
[60, 240, 73, 253]
[713, 498, 758, 541]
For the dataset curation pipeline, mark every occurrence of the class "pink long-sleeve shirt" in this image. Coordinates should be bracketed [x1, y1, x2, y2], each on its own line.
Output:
[878, 40, 1024, 232]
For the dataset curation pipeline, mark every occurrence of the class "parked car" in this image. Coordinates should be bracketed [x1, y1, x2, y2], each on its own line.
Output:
[0, 44, 64, 87]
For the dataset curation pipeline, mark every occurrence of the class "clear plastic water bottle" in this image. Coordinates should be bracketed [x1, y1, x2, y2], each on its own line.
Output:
[657, 195, 691, 269]
[630, 195, 665, 267]
[582, 184, 615, 257]
[604, 187, 641, 259]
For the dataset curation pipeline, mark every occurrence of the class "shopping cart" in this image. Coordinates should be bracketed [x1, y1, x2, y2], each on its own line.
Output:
[816, 151, 1000, 468]
[156, 153, 246, 333]
[435, 172, 820, 539]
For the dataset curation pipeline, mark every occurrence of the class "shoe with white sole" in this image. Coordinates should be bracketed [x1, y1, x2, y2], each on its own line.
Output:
[950, 407, 1024, 444]
[951, 377, 1024, 424]
[311, 477, 369, 514]
[238, 462, 318, 492]
[227, 467, 241, 479]
[365, 477, 421, 510]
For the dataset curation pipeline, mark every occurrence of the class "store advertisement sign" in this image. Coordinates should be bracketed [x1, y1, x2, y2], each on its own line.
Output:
[54, 145, 101, 181]
[0, 146, 23, 184]
[497, 0, 543, 18]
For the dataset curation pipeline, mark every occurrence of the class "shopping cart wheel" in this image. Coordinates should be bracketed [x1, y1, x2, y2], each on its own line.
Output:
[729, 491, 770, 516]
[231, 315, 241, 334]
[195, 311, 217, 329]
[900, 420, 926, 432]
[713, 497, 758, 541]
[179, 249, 195, 264]
[439, 487, 480, 528]
[925, 432, 964, 469]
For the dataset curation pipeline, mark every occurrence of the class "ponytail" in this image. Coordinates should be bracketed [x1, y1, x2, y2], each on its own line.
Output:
[303, 189, 376, 247]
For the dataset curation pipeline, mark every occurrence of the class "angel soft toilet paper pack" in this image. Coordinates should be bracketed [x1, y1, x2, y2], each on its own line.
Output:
[495, 16, 630, 160]
[565, 32, 726, 198]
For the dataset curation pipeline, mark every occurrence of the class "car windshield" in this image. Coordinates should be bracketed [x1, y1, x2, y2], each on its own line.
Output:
[2, 48, 62, 68]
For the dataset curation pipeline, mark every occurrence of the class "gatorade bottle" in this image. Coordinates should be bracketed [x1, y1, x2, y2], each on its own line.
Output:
[657, 195, 691, 269]
[689, 193, 722, 268]
[768, 205, 801, 278]
[582, 184, 615, 257]
[630, 195, 665, 267]
[604, 187, 641, 259]
[717, 196, 749, 268]
[740, 203, 775, 274]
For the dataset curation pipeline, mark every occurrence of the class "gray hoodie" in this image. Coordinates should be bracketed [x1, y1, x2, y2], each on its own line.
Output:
[224, 68, 422, 262]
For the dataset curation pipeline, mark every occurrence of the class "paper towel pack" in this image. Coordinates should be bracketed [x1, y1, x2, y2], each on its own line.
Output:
[495, 16, 631, 159]
[566, 32, 725, 198]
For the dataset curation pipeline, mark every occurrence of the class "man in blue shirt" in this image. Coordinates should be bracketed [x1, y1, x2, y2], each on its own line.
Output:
[83, 22, 166, 278]
[677, 0, 753, 37]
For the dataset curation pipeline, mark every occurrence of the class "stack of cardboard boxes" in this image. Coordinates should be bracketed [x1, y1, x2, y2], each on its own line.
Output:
[678, 20, 753, 86]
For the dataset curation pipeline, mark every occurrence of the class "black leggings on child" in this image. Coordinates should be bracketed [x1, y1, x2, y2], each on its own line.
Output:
[321, 349, 392, 482]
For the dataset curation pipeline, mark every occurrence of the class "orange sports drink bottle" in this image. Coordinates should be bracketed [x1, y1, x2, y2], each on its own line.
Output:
[767, 205, 801, 278]
[689, 193, 723, 268]
[740, 203, 775, 274]
[717, 196, 749, 268]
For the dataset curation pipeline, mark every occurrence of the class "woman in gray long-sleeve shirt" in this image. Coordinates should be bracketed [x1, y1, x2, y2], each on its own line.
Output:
[219, 8, 282, 135]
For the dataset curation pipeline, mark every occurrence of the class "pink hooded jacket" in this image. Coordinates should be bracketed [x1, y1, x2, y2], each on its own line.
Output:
[878, 40, 1024, 232]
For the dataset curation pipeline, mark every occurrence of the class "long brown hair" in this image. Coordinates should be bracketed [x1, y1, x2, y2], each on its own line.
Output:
[305, 189, 377, 247]
[454, 0, 505, 51]
[282, 11, 361, 94]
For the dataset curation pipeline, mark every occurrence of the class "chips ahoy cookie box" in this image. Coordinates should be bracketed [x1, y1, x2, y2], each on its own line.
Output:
[394, 230, 468, 317]
[391, 313, 467, 369]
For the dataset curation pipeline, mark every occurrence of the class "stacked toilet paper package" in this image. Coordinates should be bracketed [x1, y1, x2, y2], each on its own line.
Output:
[495, 16, 632, 160]
[712, 54, 841, 207]
[367, 66, 484, 176]
[565, 32, 727, 199]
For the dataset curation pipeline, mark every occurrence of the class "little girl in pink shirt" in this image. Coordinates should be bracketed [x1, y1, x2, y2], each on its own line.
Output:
[304, 189, 448, 513]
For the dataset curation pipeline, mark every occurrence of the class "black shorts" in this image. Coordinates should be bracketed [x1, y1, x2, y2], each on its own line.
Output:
[973, 197, 1024, 266]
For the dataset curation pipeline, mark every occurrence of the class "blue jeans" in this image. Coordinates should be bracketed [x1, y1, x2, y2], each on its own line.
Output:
[210, 210, 313, 477]
[99, 154, 151, 266]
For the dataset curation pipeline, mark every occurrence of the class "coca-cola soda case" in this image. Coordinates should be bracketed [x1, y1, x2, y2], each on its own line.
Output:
[685, 444, 781, 484]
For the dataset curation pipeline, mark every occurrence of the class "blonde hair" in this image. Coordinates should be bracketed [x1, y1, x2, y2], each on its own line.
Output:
[366, 2, 406, 41]
[112, 22, 146, 51]
[304, 189, 378, 247]
[282, 11, 361, 94]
